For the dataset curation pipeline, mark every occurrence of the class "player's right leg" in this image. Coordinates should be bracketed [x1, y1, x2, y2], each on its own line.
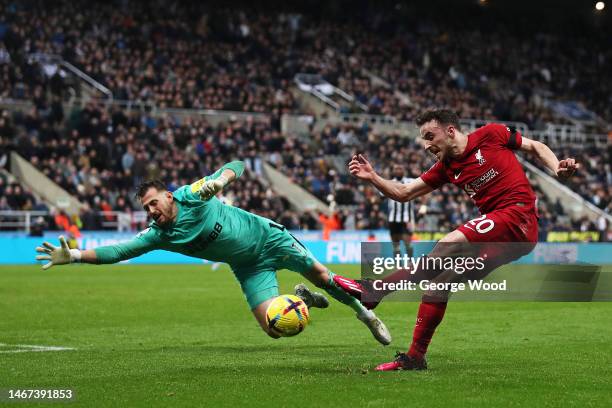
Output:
[377, 207, 539, 370]
[335, 228, 468, 309]
[301, 261, 392, 345]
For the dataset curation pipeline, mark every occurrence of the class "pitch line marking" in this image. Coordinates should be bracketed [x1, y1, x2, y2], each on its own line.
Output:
[0, 343, 76, 353]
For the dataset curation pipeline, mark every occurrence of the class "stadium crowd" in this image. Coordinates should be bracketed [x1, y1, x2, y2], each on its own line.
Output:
[2, 97, 608, 242]
[0, 1, 609, 240]
[1, 1, 610, 124]
[1, 103, 302, 229]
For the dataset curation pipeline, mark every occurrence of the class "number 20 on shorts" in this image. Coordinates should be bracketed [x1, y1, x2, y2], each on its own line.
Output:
[465, 214, 495, 234]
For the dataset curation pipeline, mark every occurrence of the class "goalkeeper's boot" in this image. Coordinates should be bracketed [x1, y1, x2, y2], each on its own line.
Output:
[357, 309, 392, 345]
[295, 283, 329, 309]
[375, 352, 427, 371]
[332, 276, 382, 310]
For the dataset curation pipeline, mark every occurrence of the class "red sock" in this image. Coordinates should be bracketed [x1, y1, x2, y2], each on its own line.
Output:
[407, 301, 447, 359]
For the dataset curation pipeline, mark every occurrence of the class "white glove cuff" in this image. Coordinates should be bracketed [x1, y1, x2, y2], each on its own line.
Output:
[69, 249, 82, 263]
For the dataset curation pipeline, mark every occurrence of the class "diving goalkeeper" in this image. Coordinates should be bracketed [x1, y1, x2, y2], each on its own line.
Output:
[35, 161, 391, 345]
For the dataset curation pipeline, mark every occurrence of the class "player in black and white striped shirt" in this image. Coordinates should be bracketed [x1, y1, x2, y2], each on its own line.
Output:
[387, 164, 415, 257]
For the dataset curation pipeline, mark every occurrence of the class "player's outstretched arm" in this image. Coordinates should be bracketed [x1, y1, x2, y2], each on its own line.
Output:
[348, 154, 432, 202]
[198, 161, 245, 200]
[35, 232, 158, 269]
[519, 137, 579, 179]
[35, 236, 98, 269]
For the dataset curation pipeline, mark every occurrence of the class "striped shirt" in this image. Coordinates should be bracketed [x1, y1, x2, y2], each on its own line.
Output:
[387, 177, 415, 223]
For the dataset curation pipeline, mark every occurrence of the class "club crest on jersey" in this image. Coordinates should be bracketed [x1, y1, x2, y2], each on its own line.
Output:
[475, 149, 486, 165]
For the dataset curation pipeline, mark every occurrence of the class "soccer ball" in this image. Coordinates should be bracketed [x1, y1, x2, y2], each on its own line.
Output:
[266, 295, 310, 337]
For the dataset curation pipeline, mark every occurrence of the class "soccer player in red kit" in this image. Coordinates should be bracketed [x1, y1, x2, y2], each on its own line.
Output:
[339, 109, 579, 370]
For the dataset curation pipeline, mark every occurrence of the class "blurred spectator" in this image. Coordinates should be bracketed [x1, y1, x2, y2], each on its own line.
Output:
[29, 216, 45, 237]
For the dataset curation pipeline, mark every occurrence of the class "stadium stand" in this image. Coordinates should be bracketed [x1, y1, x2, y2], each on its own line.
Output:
[0, 0, 609, 241]
[1, 1, 609, 123]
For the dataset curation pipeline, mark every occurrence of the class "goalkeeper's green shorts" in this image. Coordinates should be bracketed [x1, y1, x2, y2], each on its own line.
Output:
[232, 225, 316, 309]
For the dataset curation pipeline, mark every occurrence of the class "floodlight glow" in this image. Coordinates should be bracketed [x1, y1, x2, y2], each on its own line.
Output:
[595, 1, 605, 11]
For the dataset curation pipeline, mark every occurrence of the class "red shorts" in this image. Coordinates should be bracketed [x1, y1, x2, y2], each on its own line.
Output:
[457, 204, 538, 244]
[456, 205, 538, 275]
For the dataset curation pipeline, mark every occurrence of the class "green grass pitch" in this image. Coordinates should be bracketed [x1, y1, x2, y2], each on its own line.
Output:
[1, 264, 610, 407]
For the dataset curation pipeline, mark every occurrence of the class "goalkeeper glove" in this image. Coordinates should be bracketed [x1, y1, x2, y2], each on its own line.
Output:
[199, 176, 229, 200]
[35, 235, 81, 270]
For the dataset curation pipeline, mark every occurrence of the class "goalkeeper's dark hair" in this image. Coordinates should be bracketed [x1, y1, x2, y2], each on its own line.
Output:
[135, 179, 167, 201]
[415, 109, 461, 131]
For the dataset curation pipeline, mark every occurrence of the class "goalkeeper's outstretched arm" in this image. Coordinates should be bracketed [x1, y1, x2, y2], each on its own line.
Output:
[36, 233, 158, 269]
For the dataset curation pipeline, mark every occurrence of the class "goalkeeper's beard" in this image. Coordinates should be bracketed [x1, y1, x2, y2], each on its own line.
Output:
[152, 207, 176, 227]
[154, 212, 172, 226]
[154, 213, 166, 225]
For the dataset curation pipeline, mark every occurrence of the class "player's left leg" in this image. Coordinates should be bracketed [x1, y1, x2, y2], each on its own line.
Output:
[271, 231, 392, 345]
[376, 229, 465, 371]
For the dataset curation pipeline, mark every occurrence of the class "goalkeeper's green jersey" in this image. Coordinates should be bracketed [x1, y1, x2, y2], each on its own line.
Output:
[94, 161, 275, 268]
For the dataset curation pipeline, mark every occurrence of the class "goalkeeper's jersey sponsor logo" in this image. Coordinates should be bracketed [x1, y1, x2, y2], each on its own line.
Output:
[184, 222, 223, 253]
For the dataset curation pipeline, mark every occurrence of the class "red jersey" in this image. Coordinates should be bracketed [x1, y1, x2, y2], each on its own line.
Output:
[420, 123, 537, 214]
